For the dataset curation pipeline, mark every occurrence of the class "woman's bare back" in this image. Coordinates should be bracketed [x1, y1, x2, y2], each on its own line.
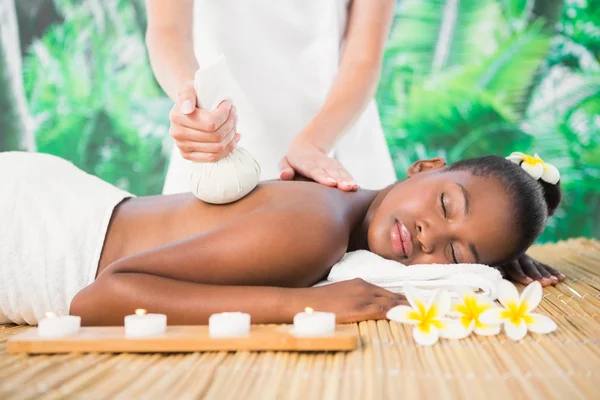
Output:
[97, 180, 377, 284]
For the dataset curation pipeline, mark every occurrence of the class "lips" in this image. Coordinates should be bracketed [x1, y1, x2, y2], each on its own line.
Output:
[391, 221, 414, 258]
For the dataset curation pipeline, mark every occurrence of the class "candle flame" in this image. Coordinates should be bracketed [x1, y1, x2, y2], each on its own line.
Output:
[45, 312, 57, 318]
[135, 309, 147, 316]
[305, 307, 314, 313]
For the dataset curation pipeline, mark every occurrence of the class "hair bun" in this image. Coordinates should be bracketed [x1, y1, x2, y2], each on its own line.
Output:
[538, 179, 561, 216]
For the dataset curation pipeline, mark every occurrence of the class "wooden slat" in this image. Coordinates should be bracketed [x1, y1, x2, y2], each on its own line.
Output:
[1, 238, 600, 399]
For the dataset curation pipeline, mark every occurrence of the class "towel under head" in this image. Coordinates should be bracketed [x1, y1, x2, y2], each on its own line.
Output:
[319, 250, 503, 300]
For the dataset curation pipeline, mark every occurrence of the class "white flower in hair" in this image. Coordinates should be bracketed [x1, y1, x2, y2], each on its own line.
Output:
[506, 152, 560, 184]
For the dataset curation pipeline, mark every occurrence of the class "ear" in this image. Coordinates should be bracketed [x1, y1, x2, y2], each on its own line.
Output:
[406, 158, 446, 178]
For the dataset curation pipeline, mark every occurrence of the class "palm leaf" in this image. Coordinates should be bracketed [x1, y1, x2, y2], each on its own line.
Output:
[385, 0, 504, 76]
[377, 0, 506, 130]
[386, 23, 553, 162]
[525, 70, 600, 173]
[23, 0, 169, 195]
[468, 19, 552, 115]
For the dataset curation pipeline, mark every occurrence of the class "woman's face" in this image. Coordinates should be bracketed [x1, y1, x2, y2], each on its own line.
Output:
[368, 158, 517, 266]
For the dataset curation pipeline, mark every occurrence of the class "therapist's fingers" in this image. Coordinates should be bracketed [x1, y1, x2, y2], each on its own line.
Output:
[186, 100, 231, 132]
[207, 100, 233, 131]
[176, 127, 236, 155]
[279, 158, 295, 180]
[308, 166, 338, 187]
[171, 111, 236, 143]
[328, 164, 358, 191]
[177, 123, 237, 158]
[177, 80, 197, 115]
[337, 167, 357, 190]
[170, 126, 222, 144]
[324, 167, 355, 192]
[181, 133, 241, 162]
[171, 102, 234, 139]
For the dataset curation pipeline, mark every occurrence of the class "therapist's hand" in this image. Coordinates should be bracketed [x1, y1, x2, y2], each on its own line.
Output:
[169, 80, 240, 163]
[279, 137, 358, 191]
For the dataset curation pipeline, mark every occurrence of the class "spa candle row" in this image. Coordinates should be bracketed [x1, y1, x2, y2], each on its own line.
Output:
[37, 307, 336, 338]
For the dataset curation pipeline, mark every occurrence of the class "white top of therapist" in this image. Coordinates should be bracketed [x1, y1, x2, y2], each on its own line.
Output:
[145, 0, 397, 193]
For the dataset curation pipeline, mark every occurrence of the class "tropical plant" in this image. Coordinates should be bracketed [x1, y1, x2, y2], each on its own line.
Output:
[13, 0, 599, 241]
[0, 0, 35, 151]
[22, 0, 170, 195]
[378, 0, 599, 241]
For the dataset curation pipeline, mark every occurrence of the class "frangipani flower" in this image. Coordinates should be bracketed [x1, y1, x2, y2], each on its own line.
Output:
[450, 287, 501, 338]
[506, 152, 560, 184]
[386, 285, 463, 346]
[479, 280, 557, 341]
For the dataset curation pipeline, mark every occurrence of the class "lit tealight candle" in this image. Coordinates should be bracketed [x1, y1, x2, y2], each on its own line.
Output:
[38, 312, 81, 338]
[209, 312, 251, 338]
[293, 307, 335, 336]
[124, 309, 167, 338]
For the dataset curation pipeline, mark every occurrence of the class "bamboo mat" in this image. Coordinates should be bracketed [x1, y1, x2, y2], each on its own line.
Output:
[1, 238, 599, 400]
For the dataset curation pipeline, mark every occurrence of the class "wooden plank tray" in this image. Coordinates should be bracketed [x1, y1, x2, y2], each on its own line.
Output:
[7, 325, 358, 354]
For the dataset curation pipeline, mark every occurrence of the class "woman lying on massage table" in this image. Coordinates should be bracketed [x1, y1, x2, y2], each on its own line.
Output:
[0, 152, 564, 326]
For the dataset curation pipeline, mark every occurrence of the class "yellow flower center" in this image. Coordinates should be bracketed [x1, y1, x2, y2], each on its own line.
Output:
[454, 295, 492, 328]
[522, 154, 545, 167]
[500, 301, 533, 325]
[410, 301, 443, 332]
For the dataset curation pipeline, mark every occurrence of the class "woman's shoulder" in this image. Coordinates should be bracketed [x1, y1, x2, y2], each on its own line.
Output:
[255, 181, 358, 222]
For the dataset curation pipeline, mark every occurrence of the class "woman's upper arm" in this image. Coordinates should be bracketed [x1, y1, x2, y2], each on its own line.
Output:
[145, 0, 194, 33]
[344, 0, 396, 67]
[103, 210, 348, 288]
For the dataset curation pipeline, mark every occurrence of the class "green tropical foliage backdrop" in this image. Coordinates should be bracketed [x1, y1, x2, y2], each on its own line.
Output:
[1, 0, 598, 241]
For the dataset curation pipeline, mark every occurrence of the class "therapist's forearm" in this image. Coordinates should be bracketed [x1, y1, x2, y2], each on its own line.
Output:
[299, 61, 381, 151]
[146, 28, 198, 102]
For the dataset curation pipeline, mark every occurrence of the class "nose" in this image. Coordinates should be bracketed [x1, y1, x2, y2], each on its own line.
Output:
[415, 219, 445, 254]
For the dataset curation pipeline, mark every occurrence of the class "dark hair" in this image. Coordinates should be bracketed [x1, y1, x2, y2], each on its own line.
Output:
[447, 155, 561, 264]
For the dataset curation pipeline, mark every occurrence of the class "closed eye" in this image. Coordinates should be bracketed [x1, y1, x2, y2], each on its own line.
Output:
[450, 243, 458, 264]
[440, 193, 447, 218]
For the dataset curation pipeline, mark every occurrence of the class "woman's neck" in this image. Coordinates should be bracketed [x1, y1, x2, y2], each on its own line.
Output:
[347, 184, 395, 252]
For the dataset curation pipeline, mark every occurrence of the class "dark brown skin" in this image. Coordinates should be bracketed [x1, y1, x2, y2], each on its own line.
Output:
[71, 159, 564, 326]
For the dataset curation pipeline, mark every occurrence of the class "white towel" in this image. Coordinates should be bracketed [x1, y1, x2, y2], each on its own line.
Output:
[317, 250, 503, 300]
[0, 152, 132, 325]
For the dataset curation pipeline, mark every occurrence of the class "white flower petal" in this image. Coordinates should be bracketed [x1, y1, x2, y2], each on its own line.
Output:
[428, 289, 452, 317]
[412, 325, 439, 346]
[521, 162, 544, 180]
[455, 286, 477, 301]
[496, 280, 519, 308]
[474, 324, 501, 336]
[541, 162, 560, 185]
[403, 284, 420, 310]
[477, 297, 497, 307]
[527, 313, 557, 334]
[439, 318, 472, 339]
[479, 307, 505, 324]
[386, 305, 419, 324]
[506, 152, 526, 164]
[504, 320, 528, 341]
[519, 281, 542, 313]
